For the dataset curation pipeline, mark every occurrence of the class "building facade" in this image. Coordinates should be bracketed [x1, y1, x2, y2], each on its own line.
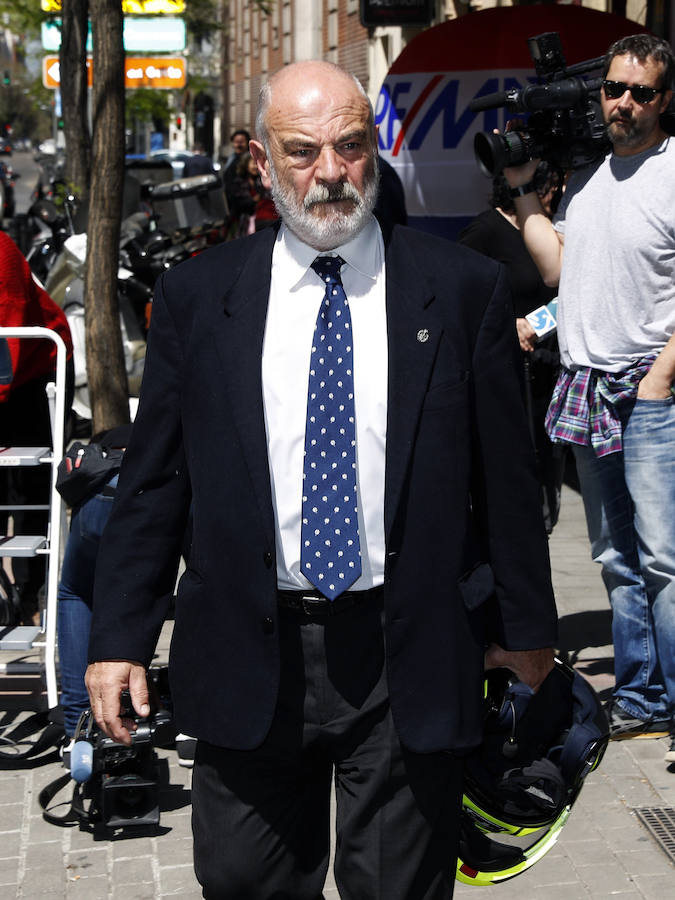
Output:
[188, 0, 671, 160]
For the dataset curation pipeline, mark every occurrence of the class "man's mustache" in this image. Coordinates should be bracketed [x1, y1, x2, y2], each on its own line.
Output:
[304, 182, 362, 209]
[608, 112, 634, 126]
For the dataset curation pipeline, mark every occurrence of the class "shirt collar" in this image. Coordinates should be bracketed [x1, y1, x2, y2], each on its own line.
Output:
[274, 215, 382, 290]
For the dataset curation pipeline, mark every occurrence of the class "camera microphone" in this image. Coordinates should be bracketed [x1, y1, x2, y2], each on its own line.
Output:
[470, 90, 516, 113]
[70, 740, 94, 783]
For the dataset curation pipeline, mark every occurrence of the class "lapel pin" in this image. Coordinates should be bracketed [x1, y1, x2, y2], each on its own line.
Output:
[417, 329, 429, 343]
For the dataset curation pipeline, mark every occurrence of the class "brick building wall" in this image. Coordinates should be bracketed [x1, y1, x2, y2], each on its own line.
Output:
[226, 0, 372, 146]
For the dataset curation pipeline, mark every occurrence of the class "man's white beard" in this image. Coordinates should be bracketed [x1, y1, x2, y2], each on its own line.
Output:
[269, 155, 379, 251]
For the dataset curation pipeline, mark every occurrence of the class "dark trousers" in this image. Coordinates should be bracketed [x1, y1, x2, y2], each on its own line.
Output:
[191, 596, 463, 900]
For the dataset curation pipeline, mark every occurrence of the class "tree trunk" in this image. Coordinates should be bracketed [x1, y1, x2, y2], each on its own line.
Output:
[85, 0, 129, 432]
[60, 0, 91, 207]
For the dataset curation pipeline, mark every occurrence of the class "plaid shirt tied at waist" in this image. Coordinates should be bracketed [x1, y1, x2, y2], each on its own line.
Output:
[545, 355, 659, 457]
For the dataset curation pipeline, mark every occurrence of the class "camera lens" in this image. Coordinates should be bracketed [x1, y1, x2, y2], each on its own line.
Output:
[474, 131, 531, 177]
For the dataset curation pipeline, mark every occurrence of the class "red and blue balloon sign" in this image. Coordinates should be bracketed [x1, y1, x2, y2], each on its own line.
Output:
[376, 5, 647, 239]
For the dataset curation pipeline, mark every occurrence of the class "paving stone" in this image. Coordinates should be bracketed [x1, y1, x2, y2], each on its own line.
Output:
[575, 861, 637, 894]
[0, 829, 21, 858]
[25, 838, 67, 870]
[155, 835, 193, 868]
[557, 811, 602, 843]
[610, 775, 664, 807]
[109, 834, 155, 859]
[112, 883, 157, 900]
[600, 745, 649, 776]
[22, 864, 68, 895]
[529, 852, 583, 885]
[631, 871, 675, 899]
[0, 854, 19, 887]
[111, 854, 154, 885]
[600, 824, 656, 854]
[65, 846, 109, 879]
[529, 886, 592, 900]
[0, 777, 28, 805]
[65, 873, 109, 898]
[26, 811, 66, 844]
[560, 837, 612, 868]
[620, 846, 674, 877]
[158, 862, 201, 895]
[0, 803, 24, 831]
[22, 892, 64, 900]
[68, 825, 102, 851]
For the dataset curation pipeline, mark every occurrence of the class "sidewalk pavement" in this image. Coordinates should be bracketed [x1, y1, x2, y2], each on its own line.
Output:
[1, 485, 674, 898]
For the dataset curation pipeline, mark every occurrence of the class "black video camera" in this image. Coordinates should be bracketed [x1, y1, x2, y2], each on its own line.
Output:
[470, 32, 609, 177]
[68, 688, 173, 830]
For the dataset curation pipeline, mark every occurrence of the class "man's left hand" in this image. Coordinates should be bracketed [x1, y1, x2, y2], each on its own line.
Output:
[484, 644, 555, 693]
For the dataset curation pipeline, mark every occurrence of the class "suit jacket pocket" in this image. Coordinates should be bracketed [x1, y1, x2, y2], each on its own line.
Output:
[458, 562, 495, 611]
[422, 371, 469, 412]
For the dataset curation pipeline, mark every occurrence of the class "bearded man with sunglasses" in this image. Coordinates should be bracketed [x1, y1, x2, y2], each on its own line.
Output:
[506, 33, 675, 760]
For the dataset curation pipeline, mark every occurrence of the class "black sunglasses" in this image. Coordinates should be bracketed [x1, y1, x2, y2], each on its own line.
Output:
[602, 79, 665, 104]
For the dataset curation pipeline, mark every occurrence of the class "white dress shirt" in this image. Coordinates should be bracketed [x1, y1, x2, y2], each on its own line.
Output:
[262, 216, 388, 591]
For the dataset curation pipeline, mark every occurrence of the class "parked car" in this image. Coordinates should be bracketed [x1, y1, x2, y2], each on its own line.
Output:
[148, 149, 220, 178]
[36, 138, 57, 156]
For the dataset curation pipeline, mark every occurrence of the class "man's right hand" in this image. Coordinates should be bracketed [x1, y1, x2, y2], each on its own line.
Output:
[85, 660, 150, 746]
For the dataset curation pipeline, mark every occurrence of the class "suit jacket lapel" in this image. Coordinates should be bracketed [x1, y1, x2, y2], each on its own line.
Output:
[207, 224, 443, 554]
[384, 228, 442, 543]
[211, 231, 277, 547]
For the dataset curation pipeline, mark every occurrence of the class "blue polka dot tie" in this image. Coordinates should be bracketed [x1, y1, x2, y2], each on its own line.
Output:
[300, 255, 361, 600]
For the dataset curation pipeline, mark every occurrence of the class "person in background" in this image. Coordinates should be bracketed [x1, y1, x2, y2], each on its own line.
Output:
[373, 156, 408, 228]
[229, 151, 278, 235]
[222, 128, 251, 214]
[183, 142, 216, 178]
[459, 161, 565, 532]
[0, 231, 73, 625]
[505, 33, 675, 758]
[57, 425, 131, 739]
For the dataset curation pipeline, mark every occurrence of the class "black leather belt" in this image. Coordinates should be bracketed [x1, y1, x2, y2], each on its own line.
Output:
[277, 585, 383, 617]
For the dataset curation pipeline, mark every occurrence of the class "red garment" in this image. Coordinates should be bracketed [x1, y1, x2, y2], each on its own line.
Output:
[0, 231, 72, 402]
[247, 176, 277, 223]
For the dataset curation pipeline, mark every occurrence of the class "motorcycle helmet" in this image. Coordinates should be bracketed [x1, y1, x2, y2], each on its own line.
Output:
[456, 658, 609, 886]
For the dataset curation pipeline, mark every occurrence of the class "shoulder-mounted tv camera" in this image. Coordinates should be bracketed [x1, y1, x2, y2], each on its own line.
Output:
[66, 688, 173, 830]
[470, 32, 609, 177]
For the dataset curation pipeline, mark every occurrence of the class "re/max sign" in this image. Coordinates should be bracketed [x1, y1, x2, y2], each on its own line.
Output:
[376, 74, 538, 155]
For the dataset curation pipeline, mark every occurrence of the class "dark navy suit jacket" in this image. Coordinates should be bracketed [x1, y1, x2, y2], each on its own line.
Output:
[89, 222, 557, 753]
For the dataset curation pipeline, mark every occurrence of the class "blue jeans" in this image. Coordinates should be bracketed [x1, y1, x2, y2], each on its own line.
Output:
[573, 396, 675, 723]
[57, 478, 117, 736]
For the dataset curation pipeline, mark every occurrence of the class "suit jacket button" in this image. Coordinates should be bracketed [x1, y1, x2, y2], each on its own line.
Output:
[263, 551, 273, 567]
[262, 617, 274, 634]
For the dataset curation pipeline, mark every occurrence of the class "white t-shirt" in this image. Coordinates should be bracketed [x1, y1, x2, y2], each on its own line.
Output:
[553, 136, 675, 372]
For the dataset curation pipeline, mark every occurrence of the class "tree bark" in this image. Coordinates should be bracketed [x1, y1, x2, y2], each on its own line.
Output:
[60, 0, 91, 207]
[85, 0, 129, 432]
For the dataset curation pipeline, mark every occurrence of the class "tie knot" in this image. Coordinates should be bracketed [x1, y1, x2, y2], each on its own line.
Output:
[311, 255, 345, 285]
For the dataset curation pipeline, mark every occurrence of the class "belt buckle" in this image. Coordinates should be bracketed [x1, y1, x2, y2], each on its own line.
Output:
[300, 594, 330, 616]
